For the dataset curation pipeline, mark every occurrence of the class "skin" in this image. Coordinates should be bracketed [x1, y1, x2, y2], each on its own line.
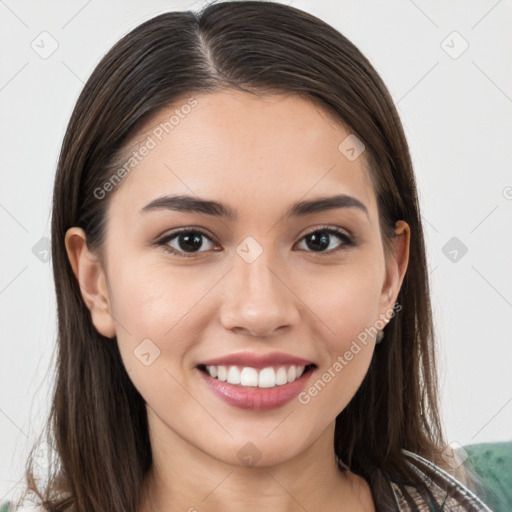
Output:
[65, 89, 410, 512]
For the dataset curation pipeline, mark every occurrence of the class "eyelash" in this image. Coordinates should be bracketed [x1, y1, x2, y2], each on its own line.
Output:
[154, 226, 357, 258]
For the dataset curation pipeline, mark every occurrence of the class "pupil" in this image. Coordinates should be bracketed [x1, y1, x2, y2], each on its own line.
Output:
[179, 233, 202, 252]
[307, 232, 329, 251]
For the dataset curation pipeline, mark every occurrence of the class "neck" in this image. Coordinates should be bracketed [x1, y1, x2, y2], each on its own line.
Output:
[138, 414, 374, 512]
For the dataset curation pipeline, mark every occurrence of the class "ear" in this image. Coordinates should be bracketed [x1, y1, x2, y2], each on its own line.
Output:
[378, 220, 410, 321]
[64, 227, 116, 338]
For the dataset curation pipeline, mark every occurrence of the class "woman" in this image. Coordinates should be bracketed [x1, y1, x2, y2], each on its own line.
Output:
[11, 1, 491, 510]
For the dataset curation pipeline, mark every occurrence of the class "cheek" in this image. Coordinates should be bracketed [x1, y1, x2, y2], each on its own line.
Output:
[107, 257, 226, 392]
[302, 254, 383, 346]
[109, 265, 205, 421]
[106, 262, 186, 373]
[108, 256, 215, 339]
[294, 259, 382, 410]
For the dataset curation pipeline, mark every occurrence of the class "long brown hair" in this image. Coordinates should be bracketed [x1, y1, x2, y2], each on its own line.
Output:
[19, 1, 457, 510]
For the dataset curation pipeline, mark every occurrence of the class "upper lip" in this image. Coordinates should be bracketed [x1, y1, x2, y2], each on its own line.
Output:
[198, 351, 315, 369]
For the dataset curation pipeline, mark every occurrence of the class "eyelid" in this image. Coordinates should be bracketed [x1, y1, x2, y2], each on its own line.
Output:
[301, 224, 353, 240]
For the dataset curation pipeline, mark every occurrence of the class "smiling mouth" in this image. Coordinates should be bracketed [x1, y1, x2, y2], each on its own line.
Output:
[196, 363, 317, 389]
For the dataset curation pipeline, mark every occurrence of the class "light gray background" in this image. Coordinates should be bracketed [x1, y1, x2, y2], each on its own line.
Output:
[1, 0, 511, 504]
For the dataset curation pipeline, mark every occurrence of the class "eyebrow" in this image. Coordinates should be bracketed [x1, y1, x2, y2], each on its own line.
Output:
[140, 193, 370, 221]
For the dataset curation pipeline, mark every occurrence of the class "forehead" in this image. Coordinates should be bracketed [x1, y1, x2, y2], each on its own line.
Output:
[107, 90, 377, 221]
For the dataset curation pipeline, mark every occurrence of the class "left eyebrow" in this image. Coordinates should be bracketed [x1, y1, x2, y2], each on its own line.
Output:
[140, 193, 370, 222]
[287, 194, 370, 221]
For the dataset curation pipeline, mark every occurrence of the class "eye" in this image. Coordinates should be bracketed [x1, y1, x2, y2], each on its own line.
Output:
[155, 225, 356, 258]
[296, 226, 355, 253]
[156, 228, 218, 258]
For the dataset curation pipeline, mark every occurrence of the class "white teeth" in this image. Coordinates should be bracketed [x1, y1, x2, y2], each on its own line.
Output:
[275, 367, 288, 385]
[227, 366, 241, 385]
[217, 365, 227, 381]
[206, 365, 217, 378]
[240, 367, 258, 387]
[258, 367, 276, 388]
[204, 364, 309, 388]
[287, 366, 296, 382]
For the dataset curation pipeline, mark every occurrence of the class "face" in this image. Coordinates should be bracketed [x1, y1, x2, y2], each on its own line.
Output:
[66, 90, 409, 468]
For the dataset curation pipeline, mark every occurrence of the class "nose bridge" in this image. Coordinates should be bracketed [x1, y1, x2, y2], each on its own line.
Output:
[220, 236, 297, 336]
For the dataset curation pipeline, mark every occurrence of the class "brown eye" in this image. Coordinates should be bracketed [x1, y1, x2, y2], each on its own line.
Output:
[296, 227, 355, 253]
[157, 229, 217, 257]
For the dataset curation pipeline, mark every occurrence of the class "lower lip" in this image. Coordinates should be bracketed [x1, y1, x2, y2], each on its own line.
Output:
[197, 367, 314, 410]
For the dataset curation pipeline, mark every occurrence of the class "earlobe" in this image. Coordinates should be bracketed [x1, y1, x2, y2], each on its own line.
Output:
[64, 227, 116, 338]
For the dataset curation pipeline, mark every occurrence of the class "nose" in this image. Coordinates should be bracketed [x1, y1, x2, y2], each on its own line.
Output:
[219, 247, 300, 338]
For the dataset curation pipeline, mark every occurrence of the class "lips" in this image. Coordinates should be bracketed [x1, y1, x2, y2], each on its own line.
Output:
[196, 351, 317, 410]
[199, 351, 314, 369]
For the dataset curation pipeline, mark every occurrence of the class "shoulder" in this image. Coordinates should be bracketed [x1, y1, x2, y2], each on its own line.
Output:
[388, 449, 494, 511]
